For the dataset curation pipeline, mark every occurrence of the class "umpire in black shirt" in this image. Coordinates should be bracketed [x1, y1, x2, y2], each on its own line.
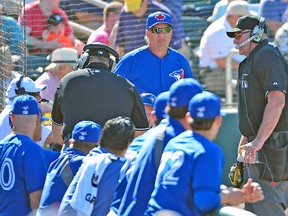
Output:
[51, 43, 149, 146]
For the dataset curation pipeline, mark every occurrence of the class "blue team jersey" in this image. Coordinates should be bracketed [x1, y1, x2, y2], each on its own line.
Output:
[114, 46, 193, 96]
[37, 148, 85, 215]
[146, 130, 224, 216]
[0, 134, 47, 215]
[117, 117, 186, 216]
[58, 147, 125, 216]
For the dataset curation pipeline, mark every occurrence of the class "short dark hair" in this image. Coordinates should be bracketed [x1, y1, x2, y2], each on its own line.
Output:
[99, 116, 135, 154]
[188, 118, 215, 131]
[166, 105, 188, 119]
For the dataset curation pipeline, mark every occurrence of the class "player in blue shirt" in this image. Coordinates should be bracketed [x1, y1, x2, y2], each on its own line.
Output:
[114, 11, 193, 96]
[110, 91, 170, 214]
[116, 78, 202, 216]
[37, 120, 102, 215]
[146, 91, 264, 215]
[58, 116, 135, 216]
[0, 95, 47, 215]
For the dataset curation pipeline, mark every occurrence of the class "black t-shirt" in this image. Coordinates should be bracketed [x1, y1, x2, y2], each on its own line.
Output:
[237, 40, 288, 137]
[51, 62, 149, 137]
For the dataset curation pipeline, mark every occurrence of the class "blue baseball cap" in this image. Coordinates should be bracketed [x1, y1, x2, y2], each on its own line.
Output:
[11, 94, 40, 115]
[154, 91, 169, 119]
[188, 91, 223, 119]
[141, 93, 156, 107]
[146, 11, 172, 29]
[168, 78, 203, 108]
[72, 121, 102, 143]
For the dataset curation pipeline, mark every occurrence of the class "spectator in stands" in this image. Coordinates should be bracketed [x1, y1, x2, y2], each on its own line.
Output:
[19, 0, 84, 56]
[198, 1, 252, 97]
[0, 95, 47, 215]
[60, 0, 104, 30]
[87, 1, 123, 45]
[114, 11, 193, 96]
[115, 78, 203, 216]
[140, 93, 157, 128]
[42, 14, 74, 49]
[0, 4, 23, 55]
[37, 120, 102, 215]
[58, 116, 135, 216]
[35, 47, 78, 113]
[258, 0, 288, 40]
[207, 0, 232, 23]
[0, 76, 53, 147]
[274, 21, 288, 61]
[115, 0, 182, 57]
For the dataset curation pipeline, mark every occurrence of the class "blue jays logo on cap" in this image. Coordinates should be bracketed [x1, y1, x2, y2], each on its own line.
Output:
[146, 11, 172, 29]
[168, 78, 203, 108]
[141, 93, 156, 107]
[11, 94, 40, 115]
[188, 91, 224, 119]
[72, 121, 102, 143]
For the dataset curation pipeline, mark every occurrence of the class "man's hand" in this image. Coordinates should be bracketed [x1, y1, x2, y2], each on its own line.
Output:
[242, 178, 264, 203]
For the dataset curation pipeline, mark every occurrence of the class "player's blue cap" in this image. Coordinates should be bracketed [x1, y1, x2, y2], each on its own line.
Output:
[189, 91, 224, 119]
[11, 94, 40, 115]
[146, 11, 172, 29]
[141, 93, 156, 107]
[72, 121, 102, 143]
[168, 78, 203, 108]
[154, 91, 169, 119]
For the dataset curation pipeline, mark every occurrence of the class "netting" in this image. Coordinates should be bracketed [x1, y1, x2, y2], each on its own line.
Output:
[1, 0, 279, 111]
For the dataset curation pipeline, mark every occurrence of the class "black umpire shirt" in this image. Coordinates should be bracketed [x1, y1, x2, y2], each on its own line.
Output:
[237, 39, 288, 137]
[51, 62, 149, 138]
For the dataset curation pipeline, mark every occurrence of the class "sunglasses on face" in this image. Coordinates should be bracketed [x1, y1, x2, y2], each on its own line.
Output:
[234, 31, 251, 40]
[149, 27, 172, 34]
[27, 92, 40, 97]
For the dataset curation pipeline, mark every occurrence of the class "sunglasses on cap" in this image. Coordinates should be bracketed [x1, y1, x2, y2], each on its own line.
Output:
[234, 31, 251, 40]
[149, 27, 172, 34]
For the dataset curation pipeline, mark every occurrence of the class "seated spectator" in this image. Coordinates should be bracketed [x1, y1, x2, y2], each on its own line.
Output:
[42, 14, 74, 49]
[37, 120, 102, 215]
[115, 0, 182, 57]
[274, 21, 288, 61]
[198, 1, 252, 97]
[0, 4, 23, 55]
[87, 1, 123, 45]
[258, 0, 288, 40]
[60, 0, 104, 30]
[58, 116, 135, 216]
[140, 93, 156, 128]
[18, 0, 84, 56]
[35, 47, 78, 113]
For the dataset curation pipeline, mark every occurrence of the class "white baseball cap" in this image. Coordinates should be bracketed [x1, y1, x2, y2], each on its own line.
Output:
[45, 48, 78, 71]
[226, 1, 251, 17]
[6, 76, 47, 99]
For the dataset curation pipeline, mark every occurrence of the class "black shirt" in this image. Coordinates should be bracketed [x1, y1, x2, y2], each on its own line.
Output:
[237, 40, 288, 137]
[52, 62, 149, 137]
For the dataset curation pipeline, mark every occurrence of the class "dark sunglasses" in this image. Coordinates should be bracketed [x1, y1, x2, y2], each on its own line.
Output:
[149, 27, 172, 34]
[27, 92, 40, 97]
[234, 31, 251, 40]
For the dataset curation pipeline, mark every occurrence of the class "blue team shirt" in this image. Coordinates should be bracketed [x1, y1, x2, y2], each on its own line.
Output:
[146, 130, 224, 216]
[37, 148, 85, 215]
[0, 134, 47, 215]
[117, 117, 186, 216]
[58, 147, 125, 216]
[114, 46, 193, 96]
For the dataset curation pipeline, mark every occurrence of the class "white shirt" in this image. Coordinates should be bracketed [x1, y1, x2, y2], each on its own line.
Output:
[199, 16, 245, 69]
